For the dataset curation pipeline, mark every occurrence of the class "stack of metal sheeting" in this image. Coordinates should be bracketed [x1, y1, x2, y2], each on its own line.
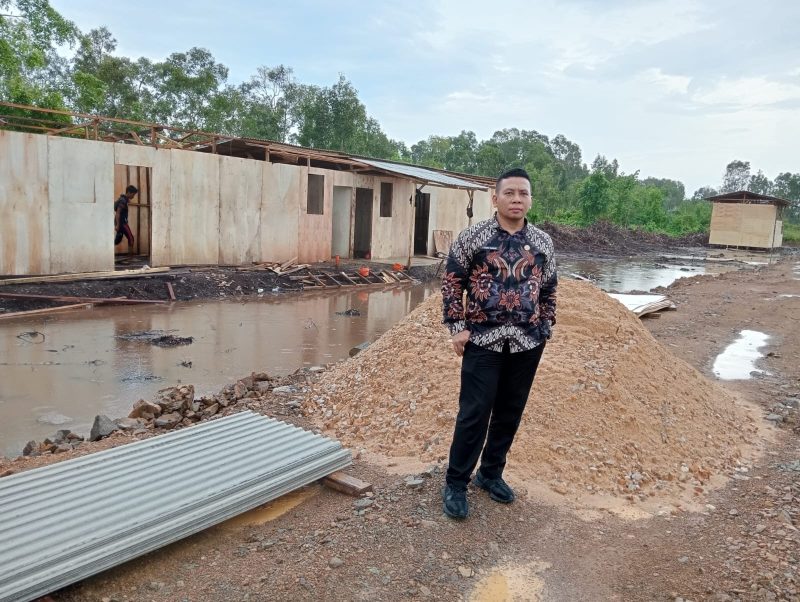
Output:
[0, 411, 352, 602]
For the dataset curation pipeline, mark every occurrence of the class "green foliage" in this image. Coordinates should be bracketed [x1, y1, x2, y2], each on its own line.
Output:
[783, 223, 800, 244]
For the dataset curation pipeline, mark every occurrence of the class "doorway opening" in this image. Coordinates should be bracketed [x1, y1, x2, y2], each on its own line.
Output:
[114, 164, 152, 267]
[414, 191, 431, 255]
[353, 187, 373, 259]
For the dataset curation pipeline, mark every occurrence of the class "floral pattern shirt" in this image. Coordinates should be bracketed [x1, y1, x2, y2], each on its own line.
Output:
[442, 215, 557, 352]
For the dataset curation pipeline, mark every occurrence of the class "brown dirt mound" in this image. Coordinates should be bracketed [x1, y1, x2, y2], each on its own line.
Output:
[540, 220, 708, 254]
[304, 280, 760, 504]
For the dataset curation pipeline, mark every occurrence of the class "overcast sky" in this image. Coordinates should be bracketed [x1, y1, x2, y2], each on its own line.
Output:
[52, 0, 799, 194]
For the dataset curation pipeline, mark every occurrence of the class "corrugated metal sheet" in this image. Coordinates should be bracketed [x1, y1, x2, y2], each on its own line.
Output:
[356, 159, 488, 191]
[0, 411, 351, 602]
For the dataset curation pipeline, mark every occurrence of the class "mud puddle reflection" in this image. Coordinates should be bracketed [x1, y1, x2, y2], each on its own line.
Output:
[0, 285, 434, 455]
[560, 257, 741, 292]
[712, 330, 770, 380]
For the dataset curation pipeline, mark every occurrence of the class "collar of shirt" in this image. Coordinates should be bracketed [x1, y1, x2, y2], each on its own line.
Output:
[491, 212, 529, 236]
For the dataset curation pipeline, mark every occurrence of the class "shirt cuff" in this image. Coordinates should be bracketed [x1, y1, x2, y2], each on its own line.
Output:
[447, 320, 468, 336]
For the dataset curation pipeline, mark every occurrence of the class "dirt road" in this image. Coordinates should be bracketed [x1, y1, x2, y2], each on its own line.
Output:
[11, 258, 800, 602]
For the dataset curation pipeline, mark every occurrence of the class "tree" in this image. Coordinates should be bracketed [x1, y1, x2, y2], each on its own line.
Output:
[239, 65, 298, 141]
[0, 0, 79, 111]
[692, 186, 718, 200]
[720, 160, 751, 193]
[591, 155, 619, 179]
[577, 171, 612, 223]
[642, 177, 685, 211]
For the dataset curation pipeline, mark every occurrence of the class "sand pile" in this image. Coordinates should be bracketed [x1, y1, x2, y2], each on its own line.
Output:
[303, 280, 760, 502]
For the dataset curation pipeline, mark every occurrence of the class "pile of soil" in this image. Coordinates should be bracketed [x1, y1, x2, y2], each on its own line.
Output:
[304, 280, 760, 505]
[539, 220, 708, 255]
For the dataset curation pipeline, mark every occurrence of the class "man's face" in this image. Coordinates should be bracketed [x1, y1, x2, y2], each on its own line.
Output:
[493, 177, 532, 221]
[126, 191, 137, 200]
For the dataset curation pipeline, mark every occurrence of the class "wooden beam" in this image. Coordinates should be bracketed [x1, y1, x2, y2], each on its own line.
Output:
[321, 471, 373, 496]
[0, 303, 94, 321]
[166, 282, 176, 301]
[0, 293, 166, 305]
[0, 267, 170, 286]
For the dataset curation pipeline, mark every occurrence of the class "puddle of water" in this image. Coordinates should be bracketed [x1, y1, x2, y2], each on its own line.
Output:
[712, 330, 770, 380]
[220, 485, 318, 528]
[559, 258, 739, 292]
[0, 284, 435, 455]
[470, 562, 549, 602]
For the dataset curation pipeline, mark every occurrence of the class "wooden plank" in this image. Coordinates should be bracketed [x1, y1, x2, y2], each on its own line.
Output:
[321, 471, 373, 496]
[278, 265, 306, 276]
[279, 256, 298, 271]
[339, 271, 361, 286]
[0, 267, 170, 286]
[0, 293, 166, 305]
[308, 273, 328, 288]
[166, 282, 176, 301]
[0, 303, 94, 320]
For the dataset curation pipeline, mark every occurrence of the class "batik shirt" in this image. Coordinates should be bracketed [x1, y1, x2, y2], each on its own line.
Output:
[442, 215, 557, 352]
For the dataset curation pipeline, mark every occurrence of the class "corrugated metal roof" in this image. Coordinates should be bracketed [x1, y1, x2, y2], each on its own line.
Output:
[705, 190, 792, 207]
[356, 158, 488, 191]
[0, 411, 351, 602]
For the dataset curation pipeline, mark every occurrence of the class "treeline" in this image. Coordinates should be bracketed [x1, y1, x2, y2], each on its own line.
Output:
[1, 1, 798, 237]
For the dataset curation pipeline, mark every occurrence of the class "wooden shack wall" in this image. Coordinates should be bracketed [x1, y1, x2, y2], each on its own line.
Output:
[219, 155, 263, 265]
[709, 203, 779, 248]
[261, 162, 301, 263]
[426, 188, 492, 255]
[48, 137, 115, 273]
[0, 130, 50, 275]
[1, 131, 492, 274]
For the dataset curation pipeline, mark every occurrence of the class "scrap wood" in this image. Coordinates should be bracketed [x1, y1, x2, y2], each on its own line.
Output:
[269, 256, 299, 274]
[0, 303, 94, 320]
[0, 267, 170, 286]
[0, 293, 166, 305]
[278, 265, 308, 276]
[339, 272, 360, 286]
[321, 471, 373, 496]
[166, 282, 176, 302]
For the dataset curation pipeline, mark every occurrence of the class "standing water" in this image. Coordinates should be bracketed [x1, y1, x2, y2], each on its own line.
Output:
[0, 284, 435, 455]
[712, 330, 770, 380]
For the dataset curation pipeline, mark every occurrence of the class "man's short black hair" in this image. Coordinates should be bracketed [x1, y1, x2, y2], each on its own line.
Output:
[126, 185, 138, 195]
[495, 168, 531, 192]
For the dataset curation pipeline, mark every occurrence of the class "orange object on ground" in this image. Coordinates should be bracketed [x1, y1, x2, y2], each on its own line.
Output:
[358, 267, 370, 277]
[392, 263, 404, 272]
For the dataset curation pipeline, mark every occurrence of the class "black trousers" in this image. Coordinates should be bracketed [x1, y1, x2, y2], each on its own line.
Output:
[446, 340, 546, 489]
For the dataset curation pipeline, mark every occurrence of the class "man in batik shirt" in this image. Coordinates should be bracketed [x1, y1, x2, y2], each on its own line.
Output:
[441, 167, 557, 519]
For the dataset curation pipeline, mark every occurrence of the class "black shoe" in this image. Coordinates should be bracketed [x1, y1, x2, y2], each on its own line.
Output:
[473, 472, 515, 503]
[442, 484, 468, 519]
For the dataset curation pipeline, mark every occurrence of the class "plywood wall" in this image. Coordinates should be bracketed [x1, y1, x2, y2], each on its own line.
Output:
[370, 177, 415, 259]
[0, 130, 50, 275]
[167, 150, 220, 265]
[0, 131, 493, 274]
[709, 203, 779, 248]
[297, 167, 333, 263]
[219, 155, 263, 265]
[48, 137, 115, 273]
[261, 162, 301, 262]
[426, 188, 492, 255]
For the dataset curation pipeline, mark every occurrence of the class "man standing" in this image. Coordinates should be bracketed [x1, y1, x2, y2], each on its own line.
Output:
[441, 167, 557, 519]
[114, 185, 138, 255]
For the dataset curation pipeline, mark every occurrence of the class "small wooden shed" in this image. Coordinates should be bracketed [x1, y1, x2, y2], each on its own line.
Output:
[706, 191, 790, 249]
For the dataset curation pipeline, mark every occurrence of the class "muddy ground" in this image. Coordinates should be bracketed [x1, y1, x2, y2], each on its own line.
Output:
[1, 256, 798, 601]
